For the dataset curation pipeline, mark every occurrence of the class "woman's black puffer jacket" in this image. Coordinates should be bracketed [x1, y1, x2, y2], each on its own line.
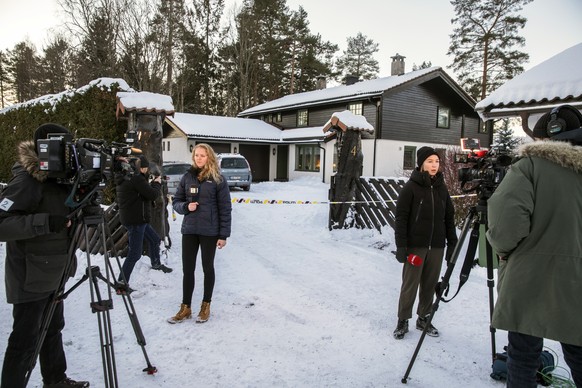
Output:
[394, 169, 457, 250]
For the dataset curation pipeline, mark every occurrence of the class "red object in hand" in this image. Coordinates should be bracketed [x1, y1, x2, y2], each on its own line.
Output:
[407, 253, 423, 266]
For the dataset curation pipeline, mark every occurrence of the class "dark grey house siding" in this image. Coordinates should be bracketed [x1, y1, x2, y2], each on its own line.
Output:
[253, 99, 379, 130]
[379, 80, 487, 146]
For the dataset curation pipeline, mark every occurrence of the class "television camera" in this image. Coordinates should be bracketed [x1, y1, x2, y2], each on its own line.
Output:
[454, 138, 512, 198]
[37, 133, 141, 209]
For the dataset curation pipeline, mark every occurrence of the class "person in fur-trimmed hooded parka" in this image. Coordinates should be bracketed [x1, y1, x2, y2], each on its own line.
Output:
[0, 124, 89, 387]
[487, 105, 582, 387]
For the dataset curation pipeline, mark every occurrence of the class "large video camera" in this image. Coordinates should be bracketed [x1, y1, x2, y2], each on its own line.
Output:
[37, 133, 140, 208]
[454, 138, 512, 197]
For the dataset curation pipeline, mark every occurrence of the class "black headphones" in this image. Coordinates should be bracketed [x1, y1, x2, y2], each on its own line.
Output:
[547, 105, 582, 136]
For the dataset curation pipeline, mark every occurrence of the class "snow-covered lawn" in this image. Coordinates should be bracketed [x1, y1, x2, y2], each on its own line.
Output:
[0, 177, 570, 387]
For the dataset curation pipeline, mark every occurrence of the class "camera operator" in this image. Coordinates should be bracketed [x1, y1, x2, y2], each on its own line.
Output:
[115, 155, 172, 286]
[0, 124, 89, 388]
[487, 105, 582, 387]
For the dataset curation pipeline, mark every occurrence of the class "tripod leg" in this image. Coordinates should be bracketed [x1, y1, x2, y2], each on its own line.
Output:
[485, 231, 497, 361]
[98, 221, 158, 374]
[401, 207, 477, 384]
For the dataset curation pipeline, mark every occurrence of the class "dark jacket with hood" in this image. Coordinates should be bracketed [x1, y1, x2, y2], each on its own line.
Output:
[115, 168, 162, 226]
[0, 141, 73, 304]
[487, 140, 582, 346]
[394, 169, 457, 250]
[172, 166, 231, 239]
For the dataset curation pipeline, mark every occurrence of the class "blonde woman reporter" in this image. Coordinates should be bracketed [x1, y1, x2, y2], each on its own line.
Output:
[168, 144, 232, 324]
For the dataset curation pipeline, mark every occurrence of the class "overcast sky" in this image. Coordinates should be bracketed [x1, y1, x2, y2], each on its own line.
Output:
[1, 0, 581, 77]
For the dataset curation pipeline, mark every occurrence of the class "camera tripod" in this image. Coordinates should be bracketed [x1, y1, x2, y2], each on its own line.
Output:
[24, 200, 157, 388]
[401, 192, 499, 384]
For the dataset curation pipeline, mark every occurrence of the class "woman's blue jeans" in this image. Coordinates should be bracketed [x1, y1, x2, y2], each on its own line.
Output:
[120, 223, 161, 282]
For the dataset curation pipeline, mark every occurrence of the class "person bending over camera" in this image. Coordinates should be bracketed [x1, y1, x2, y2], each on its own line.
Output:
[115, 155, 172, 286]
[487, 105, 582, 387]
[0, 124, 89, 388]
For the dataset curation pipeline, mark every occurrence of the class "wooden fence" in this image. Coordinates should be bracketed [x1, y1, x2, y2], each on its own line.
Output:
[343, 177, 407, 232]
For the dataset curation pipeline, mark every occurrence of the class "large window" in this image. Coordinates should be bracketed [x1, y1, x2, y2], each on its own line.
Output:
[437, 106, 450, 128]
[297, 109, 308, 127]
[295, 145, 320, 172]
[403, 146, 416, 170]
[348, 101, 363, 116]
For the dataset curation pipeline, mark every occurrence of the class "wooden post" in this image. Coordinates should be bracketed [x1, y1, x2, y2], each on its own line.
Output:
[329, 129, 364, 229]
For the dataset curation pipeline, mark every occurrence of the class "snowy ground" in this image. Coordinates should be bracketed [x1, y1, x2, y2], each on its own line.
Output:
[0, 177, 572, 387]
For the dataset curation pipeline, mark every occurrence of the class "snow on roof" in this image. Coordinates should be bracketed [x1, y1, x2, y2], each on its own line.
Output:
[322, 110, 374, 133]
[238, 67, 441, 116]
[167, 112, 326, 143]
[0, 78, 134, 115]
[116, 91, 175, 116]
[476, 42, 582, 118]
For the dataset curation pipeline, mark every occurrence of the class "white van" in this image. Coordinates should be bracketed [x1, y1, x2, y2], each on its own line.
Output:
[217, 153, 252, 191]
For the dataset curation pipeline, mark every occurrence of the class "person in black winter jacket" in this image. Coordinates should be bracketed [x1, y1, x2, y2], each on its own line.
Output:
[115, 155, 172, 284]
[0, 124, 89, 388]
[392, 146, 457, 340]
[168, 143, 232, 324]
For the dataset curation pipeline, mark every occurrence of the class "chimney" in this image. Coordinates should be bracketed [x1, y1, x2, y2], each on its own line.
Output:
[344, 74, 359, 85]
[391, 53, 406, 76]
[316, 75, 327, 90]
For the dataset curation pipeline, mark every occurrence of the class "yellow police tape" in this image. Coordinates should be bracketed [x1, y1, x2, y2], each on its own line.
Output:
[231, 193, 474, 205]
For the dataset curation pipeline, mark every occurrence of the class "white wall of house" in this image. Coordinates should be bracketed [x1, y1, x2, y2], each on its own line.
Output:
[163, 137, 191, 163]
[162, 135, 448, 183]
[367, 139, 448, 178]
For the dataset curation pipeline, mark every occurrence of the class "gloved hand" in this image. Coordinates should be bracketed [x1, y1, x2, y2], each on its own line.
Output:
[395, 247, 407, 263]
[48, 215, 67, 233]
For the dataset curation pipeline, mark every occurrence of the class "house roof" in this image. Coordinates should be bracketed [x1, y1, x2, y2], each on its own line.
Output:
[475, 42, 582, 121]
[166, 113, 326, 143]
[238, 67, 473, 116]
[116, 91, 175, 118]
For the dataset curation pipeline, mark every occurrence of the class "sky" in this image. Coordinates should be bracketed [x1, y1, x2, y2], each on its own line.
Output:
[0, 177, 576, 387]
[1, 0, 581, 78]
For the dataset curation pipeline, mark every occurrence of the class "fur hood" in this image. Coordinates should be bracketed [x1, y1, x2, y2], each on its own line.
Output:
[518, 140, 582, 175]
[16, 140, 49, 182]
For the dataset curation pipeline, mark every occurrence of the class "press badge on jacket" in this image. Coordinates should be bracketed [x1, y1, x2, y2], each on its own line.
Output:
[0, 198, 14, 211]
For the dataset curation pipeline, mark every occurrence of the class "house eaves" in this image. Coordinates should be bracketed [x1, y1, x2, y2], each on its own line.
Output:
[475, 43, 582, 122]
[237, 67, 447, 117]
[165, 114, 326, 143]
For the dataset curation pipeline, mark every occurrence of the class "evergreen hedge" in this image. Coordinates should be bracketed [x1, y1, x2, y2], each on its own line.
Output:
[0, 81, 130, 202]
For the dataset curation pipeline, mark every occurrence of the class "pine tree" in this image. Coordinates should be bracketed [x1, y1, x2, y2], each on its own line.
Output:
[0, 50, 13, 108]
[493, 119, 522, 155]
[6, 41, 41, 103]
[412, 61, 432, 71]
[448, 0, 532, 101]
[335, 32, 379, 81]
[40, 37, 75, 94]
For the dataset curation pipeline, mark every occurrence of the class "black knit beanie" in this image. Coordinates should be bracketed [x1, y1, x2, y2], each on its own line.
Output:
[417, 146, 439, 168]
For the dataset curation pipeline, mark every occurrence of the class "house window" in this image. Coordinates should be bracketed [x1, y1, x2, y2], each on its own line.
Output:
[479, 121, 489, 134]
[348, 101, 363, 116]
[167, 141, 170, 151]
[403, 146, 416, 170]
[162, 141, 166, 151]
[437, 107, 450, 128]
[276, 112, 282, 122]
[297, 109, 308, 127]
[295, 145, 320, 172]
